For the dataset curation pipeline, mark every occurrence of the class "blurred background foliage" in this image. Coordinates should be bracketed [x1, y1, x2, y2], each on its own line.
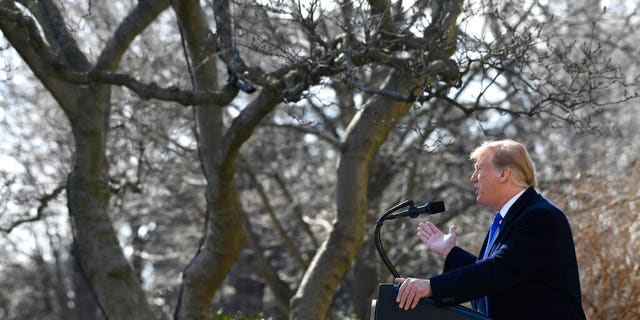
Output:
[1, 0, 640, 319]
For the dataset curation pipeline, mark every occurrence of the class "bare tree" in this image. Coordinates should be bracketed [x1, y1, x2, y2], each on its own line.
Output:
[1, 0, 640, 319]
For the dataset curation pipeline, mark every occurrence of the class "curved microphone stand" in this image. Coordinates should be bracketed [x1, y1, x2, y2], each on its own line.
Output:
[374, 199, 414, 278]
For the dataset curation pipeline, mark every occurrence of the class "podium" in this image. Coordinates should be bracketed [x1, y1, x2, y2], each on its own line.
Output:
[374, 284, 491, 319]
[373, 200, 492, 319]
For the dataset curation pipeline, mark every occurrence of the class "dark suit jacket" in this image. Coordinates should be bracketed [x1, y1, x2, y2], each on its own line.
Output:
[429, 187, 586, 319]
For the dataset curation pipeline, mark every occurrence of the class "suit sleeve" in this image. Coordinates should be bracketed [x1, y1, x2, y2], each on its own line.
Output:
[429, 206, 560, 305]
[443, 246, 477, 272]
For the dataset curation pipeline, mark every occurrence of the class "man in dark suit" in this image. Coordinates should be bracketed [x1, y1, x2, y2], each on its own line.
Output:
[395, 140, 586, 319]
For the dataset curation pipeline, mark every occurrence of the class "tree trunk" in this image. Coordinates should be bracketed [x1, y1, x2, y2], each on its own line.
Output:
[290, 70, 421, 319]
[348, 155, 404, 318]
[175, 86, 281, 318]
[72, 252, 101, 320]
[67, 87, 155, 320]
[348, 238, 379, 320]
[0, 1, 169, 318]
[170, 1, 236, 318]
[170, 4, 285, 318]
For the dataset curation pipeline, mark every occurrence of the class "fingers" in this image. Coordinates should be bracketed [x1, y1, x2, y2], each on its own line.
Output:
[417, 222, 444, 239]
[410, 290, 421, 309]
[449, 225, 457, 235]
[396, 278, 406, 306]
[396, 278, 414, 310]
[417, 222, 435, 237]
[418, 222, 456, 237]
[396, 278, 429, 310]
[417, 222, 430, 234]
[406, 285, 418, 310]
[417, 229, 433, 246]
[424, 221, 443, 234]
[416, 227, 429, 240]
[395, 277, 407, 308]
[416, 232, 427, 244]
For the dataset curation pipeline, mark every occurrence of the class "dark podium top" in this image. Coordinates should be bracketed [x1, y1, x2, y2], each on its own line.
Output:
[374, 284, 492, 320]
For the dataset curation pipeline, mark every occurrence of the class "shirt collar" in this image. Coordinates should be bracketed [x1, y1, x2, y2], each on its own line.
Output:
[498, 188, 527, 220]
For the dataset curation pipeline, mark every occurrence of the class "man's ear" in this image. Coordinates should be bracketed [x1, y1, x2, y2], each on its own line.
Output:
[500, 168, 511, 182]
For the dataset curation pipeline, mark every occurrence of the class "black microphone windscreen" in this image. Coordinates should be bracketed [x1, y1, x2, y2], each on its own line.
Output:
[430, 200, 445, 213]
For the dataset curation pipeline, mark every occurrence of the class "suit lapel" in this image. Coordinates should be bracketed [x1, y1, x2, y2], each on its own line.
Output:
[478, 233, 490, 260]
[485, 187, 538, 257]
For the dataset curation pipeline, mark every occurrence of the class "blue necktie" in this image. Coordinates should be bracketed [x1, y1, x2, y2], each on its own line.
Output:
[477, 212, 503, 314]
[483, 212, 503, 259]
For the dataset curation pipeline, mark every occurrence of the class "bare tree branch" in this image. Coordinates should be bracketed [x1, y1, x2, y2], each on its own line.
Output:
[0, 185, 65, 233]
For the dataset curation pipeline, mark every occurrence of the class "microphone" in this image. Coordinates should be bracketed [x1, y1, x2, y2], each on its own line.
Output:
[385, 200, 445, 220]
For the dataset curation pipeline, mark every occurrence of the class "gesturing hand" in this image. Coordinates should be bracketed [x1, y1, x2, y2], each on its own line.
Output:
[417, 222, 457, 258]
[395, 277, 432, 310]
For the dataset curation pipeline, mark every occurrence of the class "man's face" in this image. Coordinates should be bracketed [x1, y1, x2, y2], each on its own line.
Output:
[470, 151, 503, 210]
